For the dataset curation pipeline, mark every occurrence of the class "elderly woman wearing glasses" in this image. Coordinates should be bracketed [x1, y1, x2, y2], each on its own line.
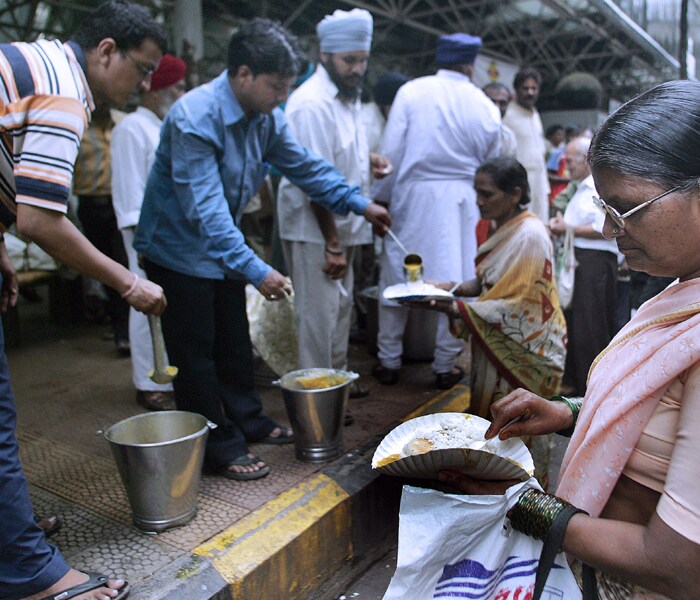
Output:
[438, 80, 700, 599]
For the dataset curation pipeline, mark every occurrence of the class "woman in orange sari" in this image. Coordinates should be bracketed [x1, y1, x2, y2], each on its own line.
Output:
[439, 80, 700, 599]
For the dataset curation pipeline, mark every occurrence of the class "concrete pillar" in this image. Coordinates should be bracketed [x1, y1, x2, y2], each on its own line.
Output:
[173, 0, 205, 87]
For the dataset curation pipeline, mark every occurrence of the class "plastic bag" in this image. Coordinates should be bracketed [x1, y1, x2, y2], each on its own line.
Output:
[555, 227, 576, 310]
[384, 480, 582, 600]
[245, 284, 298, 376]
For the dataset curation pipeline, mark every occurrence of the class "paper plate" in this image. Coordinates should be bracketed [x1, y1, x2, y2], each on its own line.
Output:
[382, 282, 454, 302]
[371, 413, 534, 481]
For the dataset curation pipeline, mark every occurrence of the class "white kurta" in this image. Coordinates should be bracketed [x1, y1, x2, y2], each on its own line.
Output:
[503, 102, 550, 223]
[111, 106, 172, 392]
[277, 65, 372, 369]
[372, 69, 501, 372]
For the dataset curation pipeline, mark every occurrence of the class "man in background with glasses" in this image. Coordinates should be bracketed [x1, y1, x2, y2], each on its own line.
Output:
[549, 136, 619, 397]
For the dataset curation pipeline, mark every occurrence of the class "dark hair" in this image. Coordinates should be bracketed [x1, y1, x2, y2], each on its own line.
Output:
[482, 82, 510, 96]
[589, 80, 700, 192]
[228, 18, 305, 77]
[513, 66, 542, 89]
[545, 124, 564, 138]
[71, 0, 167, 53]
[476, 157, 531, 206]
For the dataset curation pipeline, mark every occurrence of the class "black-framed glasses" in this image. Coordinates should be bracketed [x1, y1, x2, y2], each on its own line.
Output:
[592, 185, 680, 230]
[124, 52, 156, 79]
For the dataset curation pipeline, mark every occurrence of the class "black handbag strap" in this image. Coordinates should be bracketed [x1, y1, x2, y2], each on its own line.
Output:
[532, 505, 598, 600]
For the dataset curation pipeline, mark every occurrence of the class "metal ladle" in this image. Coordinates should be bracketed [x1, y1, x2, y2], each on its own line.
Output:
[148, 315, 178, 384]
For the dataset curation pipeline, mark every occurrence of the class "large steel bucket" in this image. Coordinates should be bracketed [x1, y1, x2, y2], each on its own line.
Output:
[104, 411, 214, 533]
[274, 368, 358, 463]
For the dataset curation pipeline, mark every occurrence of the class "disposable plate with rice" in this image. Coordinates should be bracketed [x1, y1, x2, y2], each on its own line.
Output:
[382, 282, 454, 302]
[371, 413, 534, 480]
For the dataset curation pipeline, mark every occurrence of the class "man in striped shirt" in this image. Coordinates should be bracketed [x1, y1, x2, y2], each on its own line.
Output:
[0, 2, 167, 599]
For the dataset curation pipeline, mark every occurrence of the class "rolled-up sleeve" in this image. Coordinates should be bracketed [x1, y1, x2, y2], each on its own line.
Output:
[170, 121, 270, 286]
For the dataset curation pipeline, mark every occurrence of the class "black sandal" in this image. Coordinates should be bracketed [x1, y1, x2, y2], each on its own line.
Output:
[39, 572, 129, 600]
[260, 426, 294, 445]
[35, 514, 62, 538]
[217, 454, 270, 481]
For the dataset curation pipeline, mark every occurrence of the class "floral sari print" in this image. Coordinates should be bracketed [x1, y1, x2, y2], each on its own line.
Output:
[451, 211, 567, 404]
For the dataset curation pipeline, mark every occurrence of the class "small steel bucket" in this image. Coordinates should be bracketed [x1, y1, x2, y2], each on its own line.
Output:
[274, 368, 358, 463]
[104, 411, 215, 534]
[403, 253, 424, 282]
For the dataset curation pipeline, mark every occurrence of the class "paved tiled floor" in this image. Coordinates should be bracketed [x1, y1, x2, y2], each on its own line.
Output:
[8, 292, 447, 589]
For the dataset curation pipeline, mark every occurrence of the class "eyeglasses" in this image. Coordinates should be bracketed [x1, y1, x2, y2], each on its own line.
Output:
[124, 52, 156, 79]
[592, 185, 680, 230]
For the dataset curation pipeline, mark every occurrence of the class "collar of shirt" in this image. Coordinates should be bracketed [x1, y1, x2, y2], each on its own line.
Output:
[216, 70, 267, 128]
[435, 68, 472, 83]
[64, 39, 95, 114]
[577, 173, 595, 191]
[135, 105, 163, 126]
[316, 63, 361, 109]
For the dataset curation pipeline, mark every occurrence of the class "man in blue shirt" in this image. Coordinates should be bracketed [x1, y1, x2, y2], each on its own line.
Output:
[135, 18, 390, 481]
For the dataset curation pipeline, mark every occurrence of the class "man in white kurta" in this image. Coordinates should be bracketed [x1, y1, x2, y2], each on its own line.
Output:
[372, 33, 500, 387]
[278, 9, 389, 398]
[111, 54, 186, 410]
[503, 68, 550, 223]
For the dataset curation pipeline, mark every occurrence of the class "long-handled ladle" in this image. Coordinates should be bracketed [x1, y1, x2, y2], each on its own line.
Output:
[148, 315, 178, 384]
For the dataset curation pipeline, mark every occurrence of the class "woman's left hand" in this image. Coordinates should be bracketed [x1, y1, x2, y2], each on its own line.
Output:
[438, 470, 522, 495]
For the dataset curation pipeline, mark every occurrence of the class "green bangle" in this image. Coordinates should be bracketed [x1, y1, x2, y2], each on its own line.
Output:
[550, 395, 582, 437]
[510, 489, 586, 543]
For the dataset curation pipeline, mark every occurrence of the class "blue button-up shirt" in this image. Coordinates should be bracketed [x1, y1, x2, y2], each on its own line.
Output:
[134, 71, 369, 286]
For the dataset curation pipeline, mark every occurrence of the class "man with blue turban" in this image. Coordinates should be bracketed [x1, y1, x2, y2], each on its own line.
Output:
[372, 32, 501, 389]
[278, 9, 392, 408]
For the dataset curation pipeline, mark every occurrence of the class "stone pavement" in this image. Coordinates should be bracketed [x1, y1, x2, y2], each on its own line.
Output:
[9, 291, 470, 599]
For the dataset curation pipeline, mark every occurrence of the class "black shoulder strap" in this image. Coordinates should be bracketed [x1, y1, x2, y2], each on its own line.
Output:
[532, 505, 598, 600]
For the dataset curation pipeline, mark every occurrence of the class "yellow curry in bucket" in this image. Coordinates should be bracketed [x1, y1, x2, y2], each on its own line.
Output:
[294, 373, 348, 390]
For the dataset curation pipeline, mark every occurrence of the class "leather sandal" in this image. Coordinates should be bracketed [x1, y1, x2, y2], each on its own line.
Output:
[372, 363, 400, 385]
[35, 514, 61, 538]
[260, 426, 294, 445]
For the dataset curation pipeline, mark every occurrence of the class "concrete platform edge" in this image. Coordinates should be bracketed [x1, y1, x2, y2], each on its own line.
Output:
[131, 383, 470, 600]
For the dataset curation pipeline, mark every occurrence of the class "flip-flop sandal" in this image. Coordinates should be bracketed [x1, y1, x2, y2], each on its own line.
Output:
[39, 571, 129, 600]
[260, 426, 294, 445]
[218, 454, 270, 481]
[35, 514, 62, 538]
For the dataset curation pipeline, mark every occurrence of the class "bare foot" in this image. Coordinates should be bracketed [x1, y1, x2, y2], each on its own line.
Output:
[226, 453, 267, 475]
[22, 569, 126, 600]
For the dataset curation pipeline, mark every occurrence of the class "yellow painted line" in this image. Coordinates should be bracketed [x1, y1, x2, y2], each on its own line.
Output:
[193, 474, 349, 584]
[403, 383, 470, 421]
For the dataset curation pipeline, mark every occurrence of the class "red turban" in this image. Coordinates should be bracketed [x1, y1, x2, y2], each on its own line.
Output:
[150, 54, 187, 92]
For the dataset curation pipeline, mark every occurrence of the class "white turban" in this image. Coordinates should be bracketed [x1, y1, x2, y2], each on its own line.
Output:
[316, 9, 373, 54]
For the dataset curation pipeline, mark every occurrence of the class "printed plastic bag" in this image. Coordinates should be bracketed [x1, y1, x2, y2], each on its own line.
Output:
[384, 480, 582, 600]
[246, 284, 298, 376]
[555, 227, 576, 310]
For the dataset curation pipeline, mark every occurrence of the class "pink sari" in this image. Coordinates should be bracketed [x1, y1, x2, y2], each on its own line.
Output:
[557, 278, 700, 517]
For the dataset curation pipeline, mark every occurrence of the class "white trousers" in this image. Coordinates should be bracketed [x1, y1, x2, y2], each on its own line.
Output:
[282, 241, 355, 370]
[121, 227, 173, 392]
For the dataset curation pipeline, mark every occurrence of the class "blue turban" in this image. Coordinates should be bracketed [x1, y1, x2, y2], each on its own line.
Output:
[436, 33, 482, 66]
[317, 9, 373, 54]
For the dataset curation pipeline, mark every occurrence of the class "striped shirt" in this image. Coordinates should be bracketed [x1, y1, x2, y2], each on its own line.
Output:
[0, 38, 94, 229]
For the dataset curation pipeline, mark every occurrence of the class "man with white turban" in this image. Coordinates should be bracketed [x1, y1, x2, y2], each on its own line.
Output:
[278, 9, 392, 406]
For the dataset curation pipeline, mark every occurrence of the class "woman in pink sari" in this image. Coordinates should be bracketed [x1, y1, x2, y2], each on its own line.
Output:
[439, 80, 700, 599]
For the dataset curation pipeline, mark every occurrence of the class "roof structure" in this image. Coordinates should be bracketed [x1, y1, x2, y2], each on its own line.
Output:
[0, 0, 692, 104]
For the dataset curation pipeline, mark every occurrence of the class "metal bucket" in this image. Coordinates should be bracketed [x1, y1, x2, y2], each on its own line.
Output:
[274, 368, 358, 463]
[104, 411, 215, 534]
